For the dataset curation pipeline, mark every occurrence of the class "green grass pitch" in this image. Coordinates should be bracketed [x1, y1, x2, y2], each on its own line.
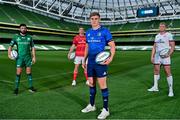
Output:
[0, 51, 180, 119]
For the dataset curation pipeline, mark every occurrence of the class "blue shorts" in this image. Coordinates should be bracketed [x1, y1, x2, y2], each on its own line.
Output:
[87, 64, 108, 78]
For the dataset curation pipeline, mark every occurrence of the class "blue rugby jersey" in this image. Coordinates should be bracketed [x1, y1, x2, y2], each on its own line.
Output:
[86, 26, 112, 64]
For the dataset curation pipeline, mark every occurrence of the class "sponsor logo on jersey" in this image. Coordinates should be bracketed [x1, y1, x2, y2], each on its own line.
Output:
[88, 40, 101, 43]
[78, 41, 86, 44]
[22, 37, 25, 39]
[156, 39, 165, 43]
[18, 42, 29, 45]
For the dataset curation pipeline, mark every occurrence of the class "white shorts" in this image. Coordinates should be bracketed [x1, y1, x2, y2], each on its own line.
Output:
[154, 53, 171, 65]
[74, 56, 84, 64]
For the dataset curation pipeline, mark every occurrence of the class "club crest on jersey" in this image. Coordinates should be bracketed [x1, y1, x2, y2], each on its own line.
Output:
[17, 37, 21, 41]
[97, 32, 101, 36]
[27, 38, 31, 41]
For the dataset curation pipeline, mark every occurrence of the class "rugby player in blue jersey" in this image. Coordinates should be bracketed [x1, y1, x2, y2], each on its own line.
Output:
[81, 12, 116, 119]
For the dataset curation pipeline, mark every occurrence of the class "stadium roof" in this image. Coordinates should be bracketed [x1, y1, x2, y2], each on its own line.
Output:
[0, 0, 180, 24]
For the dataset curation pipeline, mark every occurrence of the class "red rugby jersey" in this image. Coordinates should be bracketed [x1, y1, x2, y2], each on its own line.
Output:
[73, 35, 86, 57]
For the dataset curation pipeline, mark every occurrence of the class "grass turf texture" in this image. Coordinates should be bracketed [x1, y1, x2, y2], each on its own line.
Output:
[0, 51, 180, 119]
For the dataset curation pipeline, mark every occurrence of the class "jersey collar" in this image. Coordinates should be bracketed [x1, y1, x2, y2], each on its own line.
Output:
[19, 33, 27, 37]
[91, 25, 102, 31]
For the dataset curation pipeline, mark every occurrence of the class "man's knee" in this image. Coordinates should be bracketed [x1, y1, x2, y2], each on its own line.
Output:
[98, 77, 107, 89]
[26, 67, 31, 74]
[16, 68, 22, 75]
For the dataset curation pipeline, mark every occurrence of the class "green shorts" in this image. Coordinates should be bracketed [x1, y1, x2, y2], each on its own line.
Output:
[16, 56, 32, 68]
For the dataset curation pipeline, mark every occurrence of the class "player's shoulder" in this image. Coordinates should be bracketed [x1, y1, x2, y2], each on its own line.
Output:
[166, 32, 174, 41]
[12, 34, 20, 41]
[26, 34, 33, 40]
[86, 28, 92, 33]
[100, 26, 109, 31]
[13, 34, 19, 38]
[85, 28, 92, 37]
[155, 33, 160, 38]
[100, 27, 111, 34]
[166, 32, 173, 36]
[74, 35, 79, 37]
[73, 35, 79, 40]
[26, 34, 32, 38]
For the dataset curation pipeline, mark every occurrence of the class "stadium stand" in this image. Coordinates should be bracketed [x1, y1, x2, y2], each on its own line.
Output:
[0, 3, 179, 42]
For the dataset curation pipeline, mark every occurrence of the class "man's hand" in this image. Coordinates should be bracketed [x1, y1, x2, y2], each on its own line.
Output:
[8, 47, 13, 60]
[102, 57, 113, 65]
[8, 53, 12, 60]
[151, 57, 154, 64]
[88, 78, 94, 87]
[68, 44, 75, 60]
[82, 63, 87, 69]
[67, 53, 70, 60]
[32, 56, 36, 64]
[163, 53, 170, 58]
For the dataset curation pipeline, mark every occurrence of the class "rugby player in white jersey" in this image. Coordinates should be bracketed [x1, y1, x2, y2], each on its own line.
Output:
[148, 22, 175, 97]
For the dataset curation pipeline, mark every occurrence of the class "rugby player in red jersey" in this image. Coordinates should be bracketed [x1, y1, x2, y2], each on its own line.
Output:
[68, 27, 89, 86]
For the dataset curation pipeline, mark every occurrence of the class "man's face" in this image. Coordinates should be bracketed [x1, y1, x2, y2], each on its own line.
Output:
[20, 26, 27, 34]
[90, 15, 100, 27]
[79, 28, 84, 34]
[159, 24, 166, 32]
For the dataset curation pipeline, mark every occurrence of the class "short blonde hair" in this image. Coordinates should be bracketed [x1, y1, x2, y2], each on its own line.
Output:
[159, 22, 167, 27]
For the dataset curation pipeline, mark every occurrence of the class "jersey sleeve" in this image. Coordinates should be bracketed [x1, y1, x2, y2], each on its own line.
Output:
[9, 35, 16, 47]
[154, 35, 158, 43]
[168, 33, 174, 41]
[73, 36, 77, 46]
[104, 29, 113, 43]
[30, 37, 35, 48]
[85, 32, 89, 43]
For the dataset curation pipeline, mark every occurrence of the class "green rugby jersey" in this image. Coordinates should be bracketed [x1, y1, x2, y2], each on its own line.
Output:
[9, 34, 34, 57]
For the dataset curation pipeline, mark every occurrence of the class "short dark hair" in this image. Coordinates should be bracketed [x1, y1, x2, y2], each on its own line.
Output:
[19, 24, 27, 28]
[89, 12, 100, 18]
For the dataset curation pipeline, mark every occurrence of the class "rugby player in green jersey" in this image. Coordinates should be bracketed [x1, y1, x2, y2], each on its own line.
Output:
[8, 24, 36, 95]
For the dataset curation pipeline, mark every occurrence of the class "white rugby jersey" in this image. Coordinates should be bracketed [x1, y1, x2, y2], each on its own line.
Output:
[154, 32, 174, 52]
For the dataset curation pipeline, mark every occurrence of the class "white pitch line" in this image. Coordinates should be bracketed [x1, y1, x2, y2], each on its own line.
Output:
[21, 71, 72, 82]
[0, 80, 14, 84]
[0, 72, 72, 84]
